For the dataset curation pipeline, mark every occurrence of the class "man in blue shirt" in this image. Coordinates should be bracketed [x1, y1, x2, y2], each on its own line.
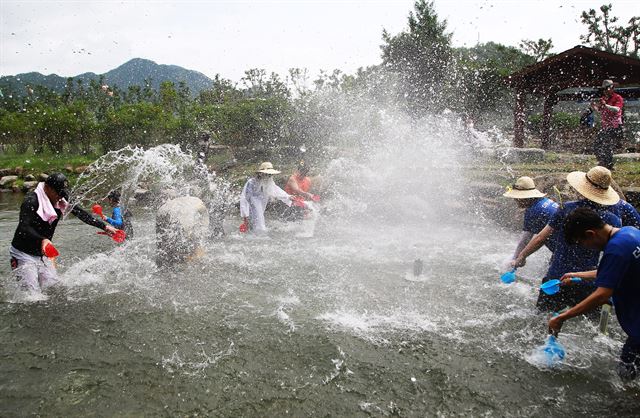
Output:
[549, 207, 640, 381]
[513, 166, 623, 313]
[503, 176, 559, 259]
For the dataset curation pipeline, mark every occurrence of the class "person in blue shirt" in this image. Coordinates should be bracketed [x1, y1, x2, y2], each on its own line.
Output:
[549, 207, 640, 381]
[513, 166, 623, 313]
[610, 198, 640, 229]
[100, 190, 133, 238]
[503, 176, 559, 259]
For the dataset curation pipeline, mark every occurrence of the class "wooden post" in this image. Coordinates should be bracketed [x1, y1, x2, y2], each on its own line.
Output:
[513, 89, 526, 148]
[541, 92, 559, 150]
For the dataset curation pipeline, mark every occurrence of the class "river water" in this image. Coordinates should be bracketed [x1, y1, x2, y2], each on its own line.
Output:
[1, 128, 640, 415]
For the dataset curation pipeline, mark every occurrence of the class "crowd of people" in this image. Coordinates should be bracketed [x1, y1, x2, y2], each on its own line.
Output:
[504, 165, 640, 381]
[6, 78, 638, 382]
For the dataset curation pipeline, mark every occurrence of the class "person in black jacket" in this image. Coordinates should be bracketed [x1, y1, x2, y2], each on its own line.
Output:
[9, 173, 117, 292]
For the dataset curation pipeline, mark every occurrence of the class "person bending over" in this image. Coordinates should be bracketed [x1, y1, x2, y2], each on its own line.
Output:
[548, 207, 640, 381]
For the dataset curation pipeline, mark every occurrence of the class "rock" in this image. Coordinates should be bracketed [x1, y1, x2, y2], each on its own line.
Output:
[14, 166, 24, 176]
[74, 165, 89, 174]
[24, 174, 36, 181]
[0, 175, 19, 187]
[156, 196, 209, 267]
[134, 188, 150, 201]
[0, 168, 12, 177]
[622, 187, 640, 211]
[11, 185, 21, 193]
[614, 153, 640, 163]
[64, 165, 73, 173]
[38, 173, 49, 182]
[22, 181, 38, 191]
[495, 147, 545, 164]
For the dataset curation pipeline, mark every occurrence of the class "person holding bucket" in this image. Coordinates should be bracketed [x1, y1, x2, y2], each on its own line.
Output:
[503, 176, 559, 261]
[239, 162, 293, 232]
[9, 173, 117, 292]
[513, 166, 623, 313]
[549, 207, 640, 381]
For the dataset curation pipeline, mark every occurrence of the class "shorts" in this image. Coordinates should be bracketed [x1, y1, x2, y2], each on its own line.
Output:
[618, 336, 640, 381]
[9, 246, 59, 292]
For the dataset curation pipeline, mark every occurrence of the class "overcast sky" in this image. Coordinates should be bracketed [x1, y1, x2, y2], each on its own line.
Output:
[1, 0, 638, 82]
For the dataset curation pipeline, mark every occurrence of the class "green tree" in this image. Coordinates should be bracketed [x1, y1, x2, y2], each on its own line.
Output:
[580, 4, 639, 57]
[519, 38, 554, 62]
[381, 0, 453, 114]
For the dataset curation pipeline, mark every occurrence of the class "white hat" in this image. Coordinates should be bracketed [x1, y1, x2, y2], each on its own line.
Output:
[256, 161, 281, 175]
[601, 79, 614, 88]
[566, 166, 620, 206]
[503, 176, 546, 199]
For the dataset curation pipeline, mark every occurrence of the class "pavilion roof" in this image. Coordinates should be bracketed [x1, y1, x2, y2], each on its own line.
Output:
[505, 45, 640, 95]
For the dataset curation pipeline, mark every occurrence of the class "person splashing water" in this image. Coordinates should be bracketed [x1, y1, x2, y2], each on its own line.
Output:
[240, 162, 294, 232]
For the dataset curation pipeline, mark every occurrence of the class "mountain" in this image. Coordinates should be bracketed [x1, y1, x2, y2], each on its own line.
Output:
[0, 58, 214, 97]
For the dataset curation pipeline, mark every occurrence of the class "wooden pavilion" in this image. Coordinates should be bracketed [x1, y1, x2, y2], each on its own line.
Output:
[505, 45, 640, 148]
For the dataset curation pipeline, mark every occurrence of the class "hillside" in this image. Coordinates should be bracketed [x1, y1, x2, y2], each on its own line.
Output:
[0, 58, 214, 97]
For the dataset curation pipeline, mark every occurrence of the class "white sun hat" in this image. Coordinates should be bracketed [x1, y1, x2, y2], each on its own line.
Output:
[503, 176, 546, 199]
[256, 161, 281, 175]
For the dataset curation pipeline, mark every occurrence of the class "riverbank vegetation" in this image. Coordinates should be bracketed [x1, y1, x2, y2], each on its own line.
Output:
[1, 2, 637, 165]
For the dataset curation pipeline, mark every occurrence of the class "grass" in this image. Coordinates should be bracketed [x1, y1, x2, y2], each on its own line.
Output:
[0, 152, 99, 175]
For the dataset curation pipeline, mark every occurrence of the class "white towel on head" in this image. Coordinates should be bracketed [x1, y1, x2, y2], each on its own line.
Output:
[35, 182, 67, 224]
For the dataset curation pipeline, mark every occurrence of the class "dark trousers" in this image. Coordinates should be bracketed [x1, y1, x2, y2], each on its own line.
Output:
[594, 127, 622, 169]
[618, 336, 640, 381]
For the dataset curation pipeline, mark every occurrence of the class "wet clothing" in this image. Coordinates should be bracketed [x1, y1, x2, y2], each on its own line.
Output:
[524, 197, 559, 252]
[594, 93, 624, 169]
[11, 191, 107, 257]
[618, 336, 640, 381]
[610, 200, 640, 229]
[106, 206, 134, 238]
[9, 246, 59, 292]
[594, 226, 640, 340]
[284, 175, 312, 221]
[536, 200, 622, 312]
[240, 177, 291, 232]
[600, 93, 624, 129]
[285, 175, 311, 197]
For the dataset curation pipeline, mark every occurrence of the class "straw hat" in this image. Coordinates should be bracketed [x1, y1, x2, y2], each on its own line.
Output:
[256, 161, 281, 175]
[503, 176, 546, 199]
[566, 166, 620, 206]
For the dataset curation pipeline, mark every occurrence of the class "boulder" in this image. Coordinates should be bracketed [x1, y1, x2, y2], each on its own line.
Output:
[74, 165, 89, 174]
[38, 173, 49, 182]
[14, 166, 23, 176]
[64, 165, 73, 173]
[0, 175, 18, 187]
[614, 153, 640, 163]
[156, 196, 209, 267]
[0, 168, 12, 177]
[24, 174, 36, 181]
[134, 188, 150, 201]
[22, 181, 38, 191]
[495, 147, 545, 164]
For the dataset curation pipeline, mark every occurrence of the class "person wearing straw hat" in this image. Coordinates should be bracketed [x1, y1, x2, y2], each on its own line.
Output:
[591, 79, 624, 170]
[240, 162, 293, 232]
[549, 207, 640, 381]
[503, 176, 559, 261]
[513, 166, 624, 313]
